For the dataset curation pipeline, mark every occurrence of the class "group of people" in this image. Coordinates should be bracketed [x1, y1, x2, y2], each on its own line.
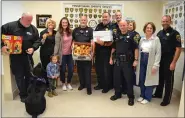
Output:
[1, 11, 182, 107]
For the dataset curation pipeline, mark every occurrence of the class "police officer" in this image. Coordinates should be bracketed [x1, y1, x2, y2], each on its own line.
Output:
[72, 16, 93, 95]
[109, 20, 139, 106]
[153, 15, 182, 106]
[112, 11, 122, 33]
[1, 12, 40, 103]
[94, 12, 113, 93]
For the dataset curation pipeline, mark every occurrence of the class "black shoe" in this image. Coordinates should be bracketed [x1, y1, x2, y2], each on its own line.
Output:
[87, 89, 92, 95]
[110, 95, 121, 101]
[94, 85, 102, 90]
[128, 98, 134, 106]
[78, 86, 85, 91]
[160, 102, 170, 106]
[21, 98, 26, 103]
[152, 95, 162, 98]
[102, 89, 110, 93]
[122, 91, 127, 95]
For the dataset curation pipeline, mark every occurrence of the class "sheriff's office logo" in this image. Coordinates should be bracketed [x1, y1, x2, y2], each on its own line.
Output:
[65, 8, 69, 12]
[70, 25, 73, 29]
[84, 8, 88, 13]
[89, 14, 92, 19]
[89, 9, 92, 13]
[176, 35, 181, 42]
[70, 19, 73, 23]
[75, 8, 78, 12]
[79, 13, 83, 17]
[70, 8, 74, 12]
[179, 13, 182, 18]
[88, 20, 97, 28]
[75, 24, 78, 28]
[70, 14, 74, 18]
[99, 9, 102, 13]
[98, 15, 101, 18]
[117, 10, 121, 12]
[65, 14, 68, 17]
[79, 8, 83, 13]
[75, 19, 78, 23]
[94, 9, 97, 13]
[94, 14, 97, 18]
[113, 10, 116, 13]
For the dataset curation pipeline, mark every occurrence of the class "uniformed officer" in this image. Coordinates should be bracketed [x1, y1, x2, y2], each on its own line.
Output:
[112, 11, 122, 33]
[109, 20, 139, 106]
[72, 16, 94, 95]
[94, 12, 113, 93]
[1, 12, 40, 103]
[127, 20, 141, 90]
[153, 15, 182, 106]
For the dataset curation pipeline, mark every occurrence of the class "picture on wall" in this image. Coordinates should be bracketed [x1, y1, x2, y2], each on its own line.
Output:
[36, 14, 52, 28]
[163, 1, 185, 48]
[63, 3, 123, 30]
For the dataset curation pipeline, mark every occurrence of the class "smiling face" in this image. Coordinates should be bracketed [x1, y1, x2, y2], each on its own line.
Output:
[145, 24, 153, 36]
[162, 16, 171, 30]
[115, 12, 122, 22]
[102, 12, 111, 25]
[80, 16, 88, 27]
[119, 20, 128, 33]
[61, 19, 68, 30]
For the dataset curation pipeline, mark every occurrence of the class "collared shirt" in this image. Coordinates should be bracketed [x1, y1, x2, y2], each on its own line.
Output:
[72, 26, 93, 43]
[157, 26, 181, 55]
[140, 35, 154, 53]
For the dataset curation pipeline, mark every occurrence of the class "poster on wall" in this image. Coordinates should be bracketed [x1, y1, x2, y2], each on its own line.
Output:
[163, 1, 185, 48]
[63, 3, 123, 30]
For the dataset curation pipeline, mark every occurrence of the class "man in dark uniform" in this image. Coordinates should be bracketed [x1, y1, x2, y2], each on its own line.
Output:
[72, 16, 94, 95]
[94, 12, 113, 93]
[1, 12, 40, 103]
[109, 20, 139, 106]
[112, 11, 122, 33]
[153, 15, 182, 106]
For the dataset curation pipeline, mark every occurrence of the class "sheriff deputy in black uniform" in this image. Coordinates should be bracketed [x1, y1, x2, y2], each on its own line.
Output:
[153, 15, 182, 106]
[1, 12, 40, 103]
[94, 12, 113, 93]
[72, 16, 94, 95]
[112, 11, 122, 33]
[109, 20, 139, 106]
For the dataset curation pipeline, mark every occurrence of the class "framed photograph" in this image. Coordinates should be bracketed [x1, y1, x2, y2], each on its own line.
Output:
[36, 14, 52, 28]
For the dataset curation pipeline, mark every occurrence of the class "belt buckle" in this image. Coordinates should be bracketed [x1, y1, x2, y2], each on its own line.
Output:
[120, 55, 126, 61]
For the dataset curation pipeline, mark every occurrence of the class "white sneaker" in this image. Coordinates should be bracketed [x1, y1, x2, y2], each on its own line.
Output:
[67, 84, 73, 90]
[141, 99, 149, 104]
[137, 97, 144, 102]
[62, 84, 67, 91]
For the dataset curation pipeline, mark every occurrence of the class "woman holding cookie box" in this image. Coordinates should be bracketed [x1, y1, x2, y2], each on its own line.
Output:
[40, 18, 57, 89]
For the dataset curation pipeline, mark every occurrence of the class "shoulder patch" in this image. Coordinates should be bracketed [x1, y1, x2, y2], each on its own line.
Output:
[176, 35, 181, 42]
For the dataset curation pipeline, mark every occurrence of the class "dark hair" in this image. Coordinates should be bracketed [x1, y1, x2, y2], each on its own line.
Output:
[102, 12, 111, 17]
[143, 22, 156, 34]
[58, 17, 72, 36]
[128, 21, 136, 31]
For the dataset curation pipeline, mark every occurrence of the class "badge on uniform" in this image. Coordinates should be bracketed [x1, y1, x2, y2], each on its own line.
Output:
[105, 28, 109, 31]
[176, 35, 181, 42]
[166, 33, 170, 36]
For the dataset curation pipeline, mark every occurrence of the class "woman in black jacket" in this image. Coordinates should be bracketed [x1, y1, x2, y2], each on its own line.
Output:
[39, 18, 57, 88]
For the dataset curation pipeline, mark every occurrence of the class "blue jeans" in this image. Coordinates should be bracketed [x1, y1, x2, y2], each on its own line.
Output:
[60, 54, 74, 83]
[139, 52, 154, 101]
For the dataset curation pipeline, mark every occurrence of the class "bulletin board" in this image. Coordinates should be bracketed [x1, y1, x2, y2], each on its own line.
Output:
[62, 3, 123, 30]
[163, 1, 185, 48]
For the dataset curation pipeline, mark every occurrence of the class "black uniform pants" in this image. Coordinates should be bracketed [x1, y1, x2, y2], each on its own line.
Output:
[95, 51, 113, 91]
[114, 61, 134, 99]
[76, 61, 92, 90]
[10, 54, 33, 99]
[95, 54, 101, 87]
[154, 54, 174, 103]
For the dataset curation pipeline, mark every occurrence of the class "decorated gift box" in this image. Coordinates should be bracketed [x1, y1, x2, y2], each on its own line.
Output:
[72, 42, 92, 61]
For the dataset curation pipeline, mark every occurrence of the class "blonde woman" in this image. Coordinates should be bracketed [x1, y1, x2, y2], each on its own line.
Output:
[136, 22, 161, 104]
[39, 18, 57, 88]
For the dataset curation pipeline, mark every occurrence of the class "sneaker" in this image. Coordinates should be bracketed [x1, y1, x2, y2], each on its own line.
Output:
[141, 99, 149, 104]
[62, 84, 67, 91]
[48, 92, 53, 97]
[137, 97, 144, 102]
[67, 84, 73, 90]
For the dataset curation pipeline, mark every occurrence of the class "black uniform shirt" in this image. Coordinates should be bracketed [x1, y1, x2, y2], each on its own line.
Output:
[112, 22, 120, 34]
[1, 19, 40, 53]
[112, 32, 138, 55]
[95, 22, 113, 53]
[128, 30, 141, 45]
[72, 26, 93, 43]
[157, 27, 181, 55]
[40, 29, 57, 55]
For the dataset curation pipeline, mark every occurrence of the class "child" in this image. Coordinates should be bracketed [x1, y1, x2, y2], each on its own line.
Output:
[46, 55, 60, 97]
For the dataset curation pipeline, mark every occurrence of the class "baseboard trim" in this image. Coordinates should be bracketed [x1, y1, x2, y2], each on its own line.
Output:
[173, 89, 181, 99]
